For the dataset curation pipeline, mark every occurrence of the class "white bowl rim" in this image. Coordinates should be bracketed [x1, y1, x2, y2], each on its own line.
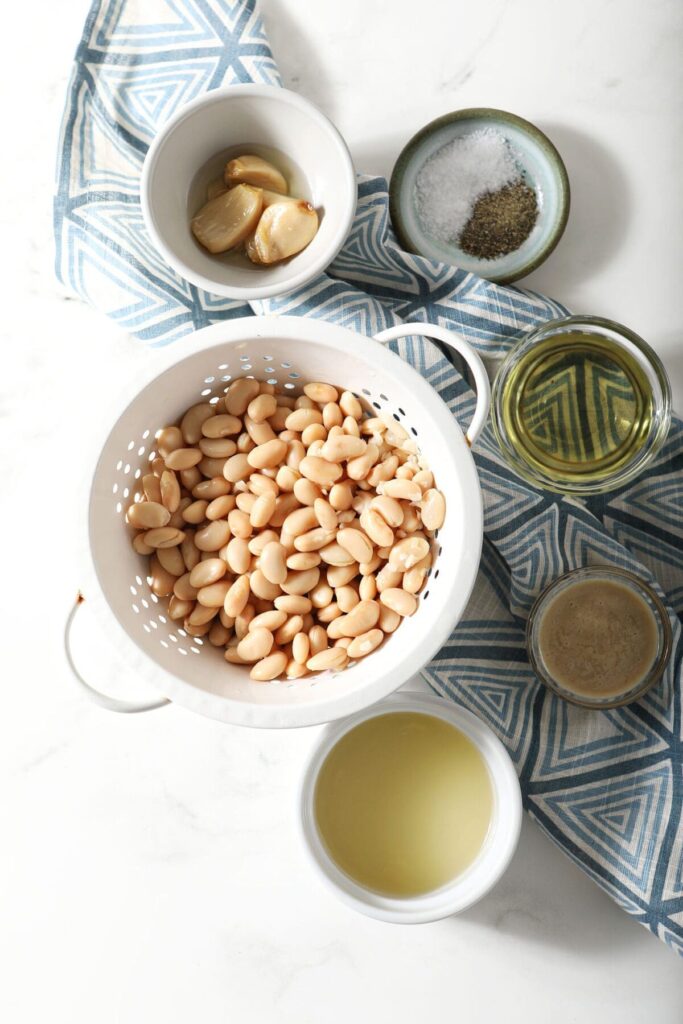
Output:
[82, 316, 484, 729]
[140, 84, 357, 299]
[297, 691, 523, 922]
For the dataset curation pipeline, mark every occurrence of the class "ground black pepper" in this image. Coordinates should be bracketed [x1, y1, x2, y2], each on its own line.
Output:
[458, 181, 538, 260]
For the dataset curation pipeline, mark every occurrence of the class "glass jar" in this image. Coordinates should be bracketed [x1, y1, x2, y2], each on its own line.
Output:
[526, 565, 672, 709]
[490, 315, 671, 495]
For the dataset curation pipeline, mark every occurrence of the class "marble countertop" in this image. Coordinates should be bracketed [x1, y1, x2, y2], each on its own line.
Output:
[2, 0, 682, 1021]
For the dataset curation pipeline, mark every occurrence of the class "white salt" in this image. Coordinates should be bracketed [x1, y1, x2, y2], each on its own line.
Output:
[414, 129, 520, 245]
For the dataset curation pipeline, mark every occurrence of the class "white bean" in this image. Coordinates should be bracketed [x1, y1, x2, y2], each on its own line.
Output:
[260, 541, 287, 585]
[225, 378, 260, 416]
[250, 651, 287, 681]
[181, 403, 214, 444]
[347, 629, 384, 659]
[237, 628, 274, 663]
[127, 501, 170, 530]
[304, 382, 338, 404]
[379, 588, 418, 617]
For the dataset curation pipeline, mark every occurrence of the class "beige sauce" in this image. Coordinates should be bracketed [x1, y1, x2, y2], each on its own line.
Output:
[538, 579, 659, 698]
[314, 712, 493, 897]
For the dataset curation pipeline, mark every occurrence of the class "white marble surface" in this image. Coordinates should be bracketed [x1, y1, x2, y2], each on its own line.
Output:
[2, 0, 682, 1021]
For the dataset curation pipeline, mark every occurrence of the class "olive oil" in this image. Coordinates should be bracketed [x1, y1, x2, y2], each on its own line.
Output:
[314, 712, 493, 898]
[497, 331, 654, 488]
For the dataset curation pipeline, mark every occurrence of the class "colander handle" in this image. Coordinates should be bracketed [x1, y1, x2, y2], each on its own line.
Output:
[372, 322, 491, 445]
[64, 594, 170, 714]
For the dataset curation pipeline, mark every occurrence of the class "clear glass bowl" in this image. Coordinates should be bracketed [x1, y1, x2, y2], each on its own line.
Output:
[490, 315, 671, 495]
[526, 565, 672, 709]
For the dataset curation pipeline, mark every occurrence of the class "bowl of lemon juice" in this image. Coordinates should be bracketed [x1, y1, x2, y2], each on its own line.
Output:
[298, 692, 522, 923]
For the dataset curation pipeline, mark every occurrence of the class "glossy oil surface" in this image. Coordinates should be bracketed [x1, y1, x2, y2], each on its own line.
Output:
[498, 331, 653, 485]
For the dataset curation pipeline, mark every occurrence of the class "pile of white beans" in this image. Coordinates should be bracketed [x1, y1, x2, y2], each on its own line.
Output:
[127, 378, 446, 681]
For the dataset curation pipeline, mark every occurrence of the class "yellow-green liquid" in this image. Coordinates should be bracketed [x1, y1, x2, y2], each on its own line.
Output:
[314, 712, 493, 897]
[499, 331, 653, 486]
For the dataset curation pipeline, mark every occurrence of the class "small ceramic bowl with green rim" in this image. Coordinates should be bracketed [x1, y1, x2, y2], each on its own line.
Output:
[389, 108, 570, 284]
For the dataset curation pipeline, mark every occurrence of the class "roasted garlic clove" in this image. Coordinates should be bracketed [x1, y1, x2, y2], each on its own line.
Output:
[206, 178, 228, 201]
[224, 154, 288, 194]
[191, 184, 263, 254]
[261, 188, 298, 208]
[245, 200, 319, 265]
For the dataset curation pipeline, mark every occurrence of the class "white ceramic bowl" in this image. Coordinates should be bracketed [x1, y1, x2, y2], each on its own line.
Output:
[140, 85, 356, 299]
[390, 108, 569, 284]
[298, 692, 522, 922]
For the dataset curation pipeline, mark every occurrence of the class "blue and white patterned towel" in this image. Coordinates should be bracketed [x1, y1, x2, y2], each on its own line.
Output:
[54, 0, 683, 953]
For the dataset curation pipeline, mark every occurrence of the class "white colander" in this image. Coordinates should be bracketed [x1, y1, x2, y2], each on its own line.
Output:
[65, 316, 489, 728]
